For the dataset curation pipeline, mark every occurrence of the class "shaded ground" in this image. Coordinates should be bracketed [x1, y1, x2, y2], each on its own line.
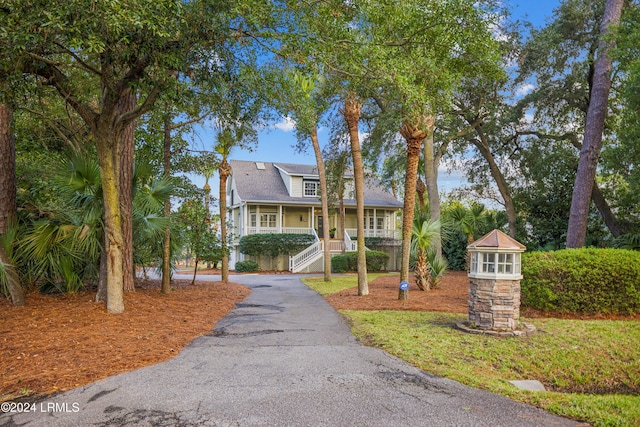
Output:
[2, 270, 637, 403]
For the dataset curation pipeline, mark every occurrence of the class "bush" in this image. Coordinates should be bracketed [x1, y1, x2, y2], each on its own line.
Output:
[234, 260, 260, 273]
[521, 248, 640, 315]
[331, 250, 390, 273]
[239, 234, 316, 257]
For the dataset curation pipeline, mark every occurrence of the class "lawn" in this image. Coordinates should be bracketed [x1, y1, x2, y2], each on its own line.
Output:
[303, 274, 640, 427]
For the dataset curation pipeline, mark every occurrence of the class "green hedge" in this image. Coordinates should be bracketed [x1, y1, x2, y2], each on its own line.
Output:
[239, 234, 316, 257]
[234, 260, 260, 273]
[521, 248, 640, 314]
[331, 250, 390, 273]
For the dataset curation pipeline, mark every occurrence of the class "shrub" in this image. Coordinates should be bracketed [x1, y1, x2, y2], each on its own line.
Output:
[521, 248, 640, 315]
[331, 254, 350, 273]
[239, 234, 316, 257]
[331, 250, 390, 273]
[234, 260, 260, 273]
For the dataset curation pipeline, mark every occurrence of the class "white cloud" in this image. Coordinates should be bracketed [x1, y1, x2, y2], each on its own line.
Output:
[273, 116, 296, 132]
[515, 83, 535, 97]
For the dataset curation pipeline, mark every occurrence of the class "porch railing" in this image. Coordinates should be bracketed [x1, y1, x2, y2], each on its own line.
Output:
[246, 227, 315, 235]
[289, 240, 322, 272]
[345, 229, 401, 240]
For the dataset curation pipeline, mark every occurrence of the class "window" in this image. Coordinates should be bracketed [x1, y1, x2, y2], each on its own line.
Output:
[482, 253, 495, 273]
[497, 253, 513, 274]
[260, 214, 276, 228]
[377, 217, 384, 230]
[470, 252, 478, 273]
[250, 214, 256, 227]
[304, 180, 319, 197]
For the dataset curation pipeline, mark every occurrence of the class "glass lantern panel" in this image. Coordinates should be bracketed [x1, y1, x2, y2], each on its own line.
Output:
[470, 252, 478, 273]
[482, 253, 495, 273]
[498, 253, 513, 274]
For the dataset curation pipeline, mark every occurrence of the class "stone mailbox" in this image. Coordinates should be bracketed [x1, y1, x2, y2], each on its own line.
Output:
[466, 229, 526, 332]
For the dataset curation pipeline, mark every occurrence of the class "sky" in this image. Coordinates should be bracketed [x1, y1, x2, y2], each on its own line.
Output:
[187, 0, 562, 197]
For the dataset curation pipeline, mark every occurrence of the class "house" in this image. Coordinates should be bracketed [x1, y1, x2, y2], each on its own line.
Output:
[227, 160, 403, 272]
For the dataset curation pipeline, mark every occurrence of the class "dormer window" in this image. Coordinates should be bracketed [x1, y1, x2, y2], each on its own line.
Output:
[304, 180, 319, 197]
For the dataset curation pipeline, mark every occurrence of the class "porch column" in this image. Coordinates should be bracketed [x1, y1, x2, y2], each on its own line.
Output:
[373, 209, 377, 238]
[279, 205, 283, 233]
[243, 203, 248, 235]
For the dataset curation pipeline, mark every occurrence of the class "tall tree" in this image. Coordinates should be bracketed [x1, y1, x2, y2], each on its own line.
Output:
[3, 0, 238, 312]
[343, 92, 368, 296]
[282, 70, 334, 281]
[566, 0, 625, 247]
[119, 91, 137, 293]
[0, 102, 24, 306]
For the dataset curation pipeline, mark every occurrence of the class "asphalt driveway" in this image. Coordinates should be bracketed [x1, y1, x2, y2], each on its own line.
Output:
[1, 274, 586, 426]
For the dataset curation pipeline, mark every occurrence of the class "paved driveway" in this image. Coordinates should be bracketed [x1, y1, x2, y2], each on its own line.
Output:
[1, 274, 585, 426]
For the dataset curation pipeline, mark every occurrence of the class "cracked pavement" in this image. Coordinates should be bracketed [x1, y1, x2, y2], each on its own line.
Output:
[1, 274, 586, 426]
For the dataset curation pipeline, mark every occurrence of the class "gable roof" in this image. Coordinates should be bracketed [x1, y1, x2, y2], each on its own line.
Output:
[230, 160, 402, 208]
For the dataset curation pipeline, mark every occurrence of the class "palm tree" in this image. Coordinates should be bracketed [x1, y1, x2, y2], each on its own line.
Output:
[449, 203, 487, 271]
[343, 92, 368, 296]
[15, 153, 170, 296]
[215, 128, 235, 283]
[411, 219, 441, 291]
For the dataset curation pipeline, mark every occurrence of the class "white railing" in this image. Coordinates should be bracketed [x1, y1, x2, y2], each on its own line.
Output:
[328, 240, 344, 252]
[345, 229, 401, 239]
[344, 230, 357, 252]
[289, 240, 323, 272]
[246, 227, 315, 235]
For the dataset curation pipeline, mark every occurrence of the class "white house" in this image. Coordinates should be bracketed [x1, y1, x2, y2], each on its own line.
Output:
[226, 160, 403, 272]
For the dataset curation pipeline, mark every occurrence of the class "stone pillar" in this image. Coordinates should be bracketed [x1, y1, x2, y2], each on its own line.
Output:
[468, 278, 521, 331]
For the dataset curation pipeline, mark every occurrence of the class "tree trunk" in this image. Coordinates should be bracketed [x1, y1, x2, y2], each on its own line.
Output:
[0, 104, 17, 235]
[96, 233, 108, 302]
[0, 103, 24, 306]
[472, 126, 518, 238]
[310, 126, 332, 281]
[591, 181, 625, 237]
[414, 249, 429, 291]
[219, 159, 230, 283]
[398, 119, 430, 300]
[161, 104, 172, 293]
[343, 93, 368, 296]
[96, 131, 125, 314]
[119, 91, 137, 292]
[422, 118, 441, 257]
[191, 258, 199, 286]
[566, 0, 624, 248]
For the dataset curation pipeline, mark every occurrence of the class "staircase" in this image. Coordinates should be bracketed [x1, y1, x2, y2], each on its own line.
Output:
[289, 231, 356, 273]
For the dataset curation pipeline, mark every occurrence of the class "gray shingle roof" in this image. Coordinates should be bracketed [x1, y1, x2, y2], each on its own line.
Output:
[230, 160, 402, 208]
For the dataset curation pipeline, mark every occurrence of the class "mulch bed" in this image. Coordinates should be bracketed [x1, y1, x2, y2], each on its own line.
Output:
[0, 280, 249, 402]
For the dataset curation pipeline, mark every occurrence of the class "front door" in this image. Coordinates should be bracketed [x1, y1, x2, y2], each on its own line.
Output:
[317, 215, 324, 237]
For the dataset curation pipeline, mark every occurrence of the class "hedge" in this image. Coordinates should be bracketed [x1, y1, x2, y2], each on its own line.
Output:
[521, 248, 640, 315]
[331, 250, 389, 273]
[235, 260, 260, 273]
[239, 234, 316, 257]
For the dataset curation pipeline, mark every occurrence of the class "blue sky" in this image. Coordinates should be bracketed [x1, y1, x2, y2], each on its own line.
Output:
[188, 0, 562, 195]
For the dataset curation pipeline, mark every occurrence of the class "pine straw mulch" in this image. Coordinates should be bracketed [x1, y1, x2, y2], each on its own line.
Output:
[326, 271, 640, 321]
[0, 279, 249, 403]
[3, 270, 638, 404]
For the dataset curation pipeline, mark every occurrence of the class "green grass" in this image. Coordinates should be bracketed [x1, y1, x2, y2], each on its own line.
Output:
[303, 274, 640, 427]
[302, 272, 395, 295]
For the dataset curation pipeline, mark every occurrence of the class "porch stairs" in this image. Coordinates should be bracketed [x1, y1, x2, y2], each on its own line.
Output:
[289, 231, 357, 273]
